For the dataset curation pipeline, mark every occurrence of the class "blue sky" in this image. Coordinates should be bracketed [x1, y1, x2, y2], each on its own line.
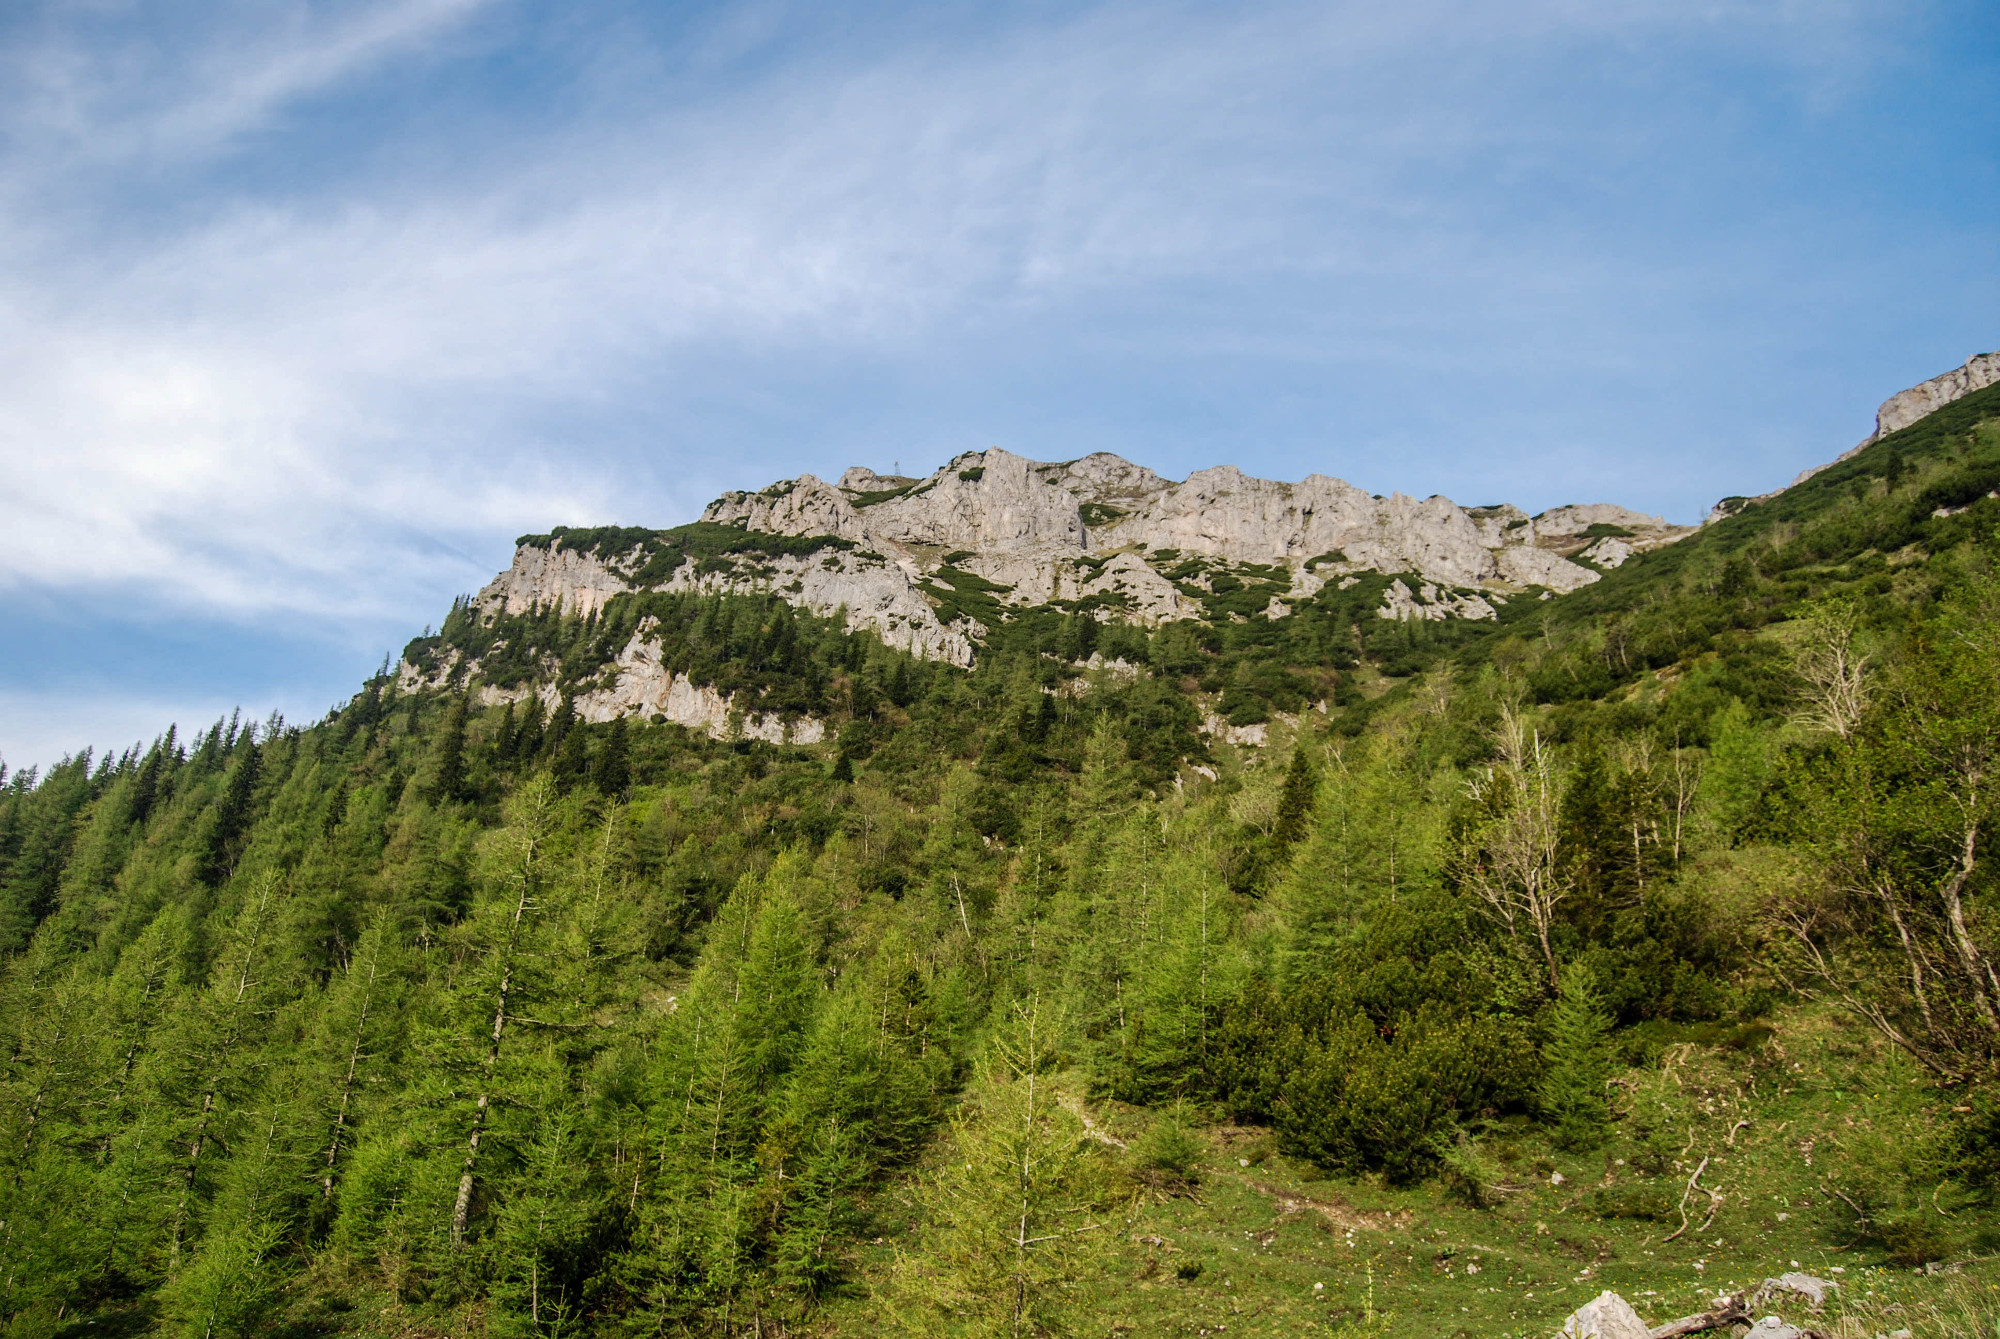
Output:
[2, 0, 1996, 771]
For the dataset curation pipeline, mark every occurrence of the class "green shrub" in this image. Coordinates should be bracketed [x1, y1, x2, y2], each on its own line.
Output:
[1130, 1108, 1206, 1191]
[1080, 502, 1126, 527]
[1437, 1134, 1504, 1209]
[1878, 1214, 1952, 1269]
[1819, 1102, 1967, 1267]
[1275, 1004, 1531, 1183]
[1587, 1183, 1675, 1222]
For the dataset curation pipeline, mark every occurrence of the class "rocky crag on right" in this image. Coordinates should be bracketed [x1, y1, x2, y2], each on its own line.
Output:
[1711, 349, 2000, 520]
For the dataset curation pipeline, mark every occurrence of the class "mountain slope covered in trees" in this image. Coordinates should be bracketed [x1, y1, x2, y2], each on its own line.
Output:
[3, 377, 2000, 1337]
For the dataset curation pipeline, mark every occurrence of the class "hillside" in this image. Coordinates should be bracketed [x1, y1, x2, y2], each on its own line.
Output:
[2, 355, 2000, 1339]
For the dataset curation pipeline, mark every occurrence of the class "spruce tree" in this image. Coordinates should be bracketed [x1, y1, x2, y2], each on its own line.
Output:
[146, 872, 291, 1266]
[193, 737, 260, 886]
[516, 697, 545, 760]
[487, 1054, 595, 1339]
[550, 698, 587, 786]
[159, 1083, 309, 1339]
[430, 695, 469, 803]
[1277, 736, 1433, 984]
[1538, 964, 1614, 1149]
[306, 916, 406, 1209]
[129, 738, 166, 827]
[442, 775, 560, 1248]
[1271, 741, 1317, 852]
[1117, 850, 1239, 1100]
[729, 858, 821, 1106]
[590, 714, 630, 797]
[494, 701, 518, 766]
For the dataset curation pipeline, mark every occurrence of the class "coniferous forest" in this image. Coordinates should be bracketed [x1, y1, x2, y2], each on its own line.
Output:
[6, 385, 2000, 1337]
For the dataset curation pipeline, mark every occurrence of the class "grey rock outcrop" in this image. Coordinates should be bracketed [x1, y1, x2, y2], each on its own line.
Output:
[1557, 1290, 1651, 1339]
[702, 447, 1689, 630]
[399, 632, 827, 745]
[466, 447, 1693, 682]
[1379, 578, 1499, 622]
[474, 539, 975, 667]
[700, 473, 875, 548]
[1755, 1273, 1836, 1310]
[1546, 1285, 1838, 1339]
[1871, 351, 2000, 440]
[482, 542, 641, 619]
[572, 631, 826, 745]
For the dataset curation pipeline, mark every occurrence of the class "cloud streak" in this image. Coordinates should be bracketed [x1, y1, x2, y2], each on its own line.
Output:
[4, 0, 494, 170]
[0, 0, 1986, 758]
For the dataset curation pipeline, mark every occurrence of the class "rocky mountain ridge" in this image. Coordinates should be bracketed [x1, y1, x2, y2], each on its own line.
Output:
[435, 449, 1694, 739]
[474, 447, 1692, 659]
[413, 349, 1996, 745]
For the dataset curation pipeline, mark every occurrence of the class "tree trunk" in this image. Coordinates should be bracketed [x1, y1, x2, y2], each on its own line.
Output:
[323, 946, 381, 1199]
[1938, 810, 1998, 1034]
[451, 813, 541, 1247]
[451, 959, 514, 1247]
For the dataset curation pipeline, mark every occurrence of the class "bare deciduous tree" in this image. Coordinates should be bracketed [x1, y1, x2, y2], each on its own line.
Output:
[1789, 598, 1870, 739]
[1666, 736, 1703, 866]
[1769, 581, 2000, 1083]
[1459, 706, 1569, 994]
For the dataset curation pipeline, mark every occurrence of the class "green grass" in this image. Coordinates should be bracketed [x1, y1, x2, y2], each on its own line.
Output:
[822, 1005, 2000, 1337]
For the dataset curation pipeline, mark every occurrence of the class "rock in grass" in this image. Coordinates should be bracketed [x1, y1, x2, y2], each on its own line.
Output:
[1556, 1290, 1650, 1339]
[1756, 1272, 1837, 1309]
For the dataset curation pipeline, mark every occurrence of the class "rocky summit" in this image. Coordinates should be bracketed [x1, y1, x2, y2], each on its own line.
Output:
[475, 448, 1692, 667]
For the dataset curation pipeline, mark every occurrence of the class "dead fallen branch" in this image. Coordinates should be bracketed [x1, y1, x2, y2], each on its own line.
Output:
[1661, 1155, 1711, 1243]
[1646, 1295, 1749, 1338]
[1646, 1288, 1832, 1339]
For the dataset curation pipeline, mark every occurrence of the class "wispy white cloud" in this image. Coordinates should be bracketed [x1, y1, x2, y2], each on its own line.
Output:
[0, 0, 1928, 642]
[3, 0, 494, 167]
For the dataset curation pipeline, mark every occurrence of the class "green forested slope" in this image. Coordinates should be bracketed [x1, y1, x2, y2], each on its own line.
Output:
[2, 388, 2000, 1338]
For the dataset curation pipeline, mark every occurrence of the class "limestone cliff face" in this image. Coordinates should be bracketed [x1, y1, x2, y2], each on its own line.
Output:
[571, 632, 826, 745]
[701, 474, 874, 547]
[462, 446, 1692, 690]
[700, 446, 1690, 618]
[472, 539, 974, 666]
[1871, 352, 2000, 439]
[421, 356, 2000, 723]
[481, 543, 639, 618]
[401, 626, 831, 745]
